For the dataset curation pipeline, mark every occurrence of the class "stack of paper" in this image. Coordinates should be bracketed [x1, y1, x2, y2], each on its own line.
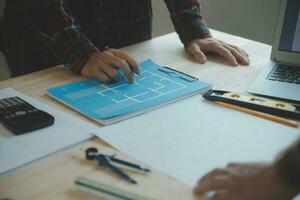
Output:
[94, 95, 300, 187]
[0, 88, 98, 175]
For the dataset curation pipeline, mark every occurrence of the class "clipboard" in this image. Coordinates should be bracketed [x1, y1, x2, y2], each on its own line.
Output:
[47, 59, 212, 125]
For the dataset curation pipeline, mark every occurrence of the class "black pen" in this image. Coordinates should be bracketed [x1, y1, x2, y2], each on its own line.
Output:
[158, 66, 198, 82]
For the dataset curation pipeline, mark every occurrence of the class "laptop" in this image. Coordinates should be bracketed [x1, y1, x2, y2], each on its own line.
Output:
[248, 0, 300, 103]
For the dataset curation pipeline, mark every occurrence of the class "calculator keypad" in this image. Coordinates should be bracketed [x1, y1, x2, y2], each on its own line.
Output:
[0, 96, 55, 135]
[0, 97, 38, 120]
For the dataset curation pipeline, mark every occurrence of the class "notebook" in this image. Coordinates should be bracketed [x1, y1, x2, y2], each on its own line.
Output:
[47, 59, 212, 125]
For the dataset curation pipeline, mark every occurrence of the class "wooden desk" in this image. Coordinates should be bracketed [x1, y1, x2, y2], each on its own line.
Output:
[0, 30, 271, 200]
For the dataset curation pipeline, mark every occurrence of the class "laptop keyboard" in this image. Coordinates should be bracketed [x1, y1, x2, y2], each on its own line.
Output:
[267, 64, 300, 84]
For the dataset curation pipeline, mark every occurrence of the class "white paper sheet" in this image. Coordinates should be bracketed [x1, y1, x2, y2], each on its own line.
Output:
[94, 95, 300, 187]
[0, 88, 98, 175]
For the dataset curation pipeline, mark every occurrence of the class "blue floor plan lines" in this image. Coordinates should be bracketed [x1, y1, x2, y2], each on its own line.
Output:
[47, 59, 211, 120]
[95, 71, 186, 104]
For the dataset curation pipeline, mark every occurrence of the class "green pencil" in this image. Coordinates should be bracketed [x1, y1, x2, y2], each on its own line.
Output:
[74, 177, 154, 200]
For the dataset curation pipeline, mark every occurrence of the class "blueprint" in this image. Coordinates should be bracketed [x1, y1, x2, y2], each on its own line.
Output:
[47, 59, 211, 121]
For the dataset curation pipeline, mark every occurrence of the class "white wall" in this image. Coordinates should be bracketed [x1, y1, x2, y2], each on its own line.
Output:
[152, 0, 174, 37]
[152, 0, 281, 44]
[201, 0, 281, 44]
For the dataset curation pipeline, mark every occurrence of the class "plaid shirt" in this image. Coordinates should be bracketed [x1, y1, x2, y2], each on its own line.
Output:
[3, 0, 211, 76]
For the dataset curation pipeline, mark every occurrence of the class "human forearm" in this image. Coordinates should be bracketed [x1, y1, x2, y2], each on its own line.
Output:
[275, 139, 300, 192]
[17, 0, 98, 73]
[163, 0, 211, 47]
[163, 0, 249, 66]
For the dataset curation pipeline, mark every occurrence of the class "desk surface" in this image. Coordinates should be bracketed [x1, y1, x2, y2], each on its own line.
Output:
[0, 30, 271, 200]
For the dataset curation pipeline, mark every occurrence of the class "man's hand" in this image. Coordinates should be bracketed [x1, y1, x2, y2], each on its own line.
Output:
[194, 163, 297, 200]
[81, 48, 141, 83]
[187, 38, 250, 66]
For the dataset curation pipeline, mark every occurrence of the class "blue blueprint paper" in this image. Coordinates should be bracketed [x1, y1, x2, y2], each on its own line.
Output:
[47, 59, 211, 120]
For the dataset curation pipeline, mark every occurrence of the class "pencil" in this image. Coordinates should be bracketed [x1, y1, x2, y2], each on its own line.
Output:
[216, 101, 299, 128]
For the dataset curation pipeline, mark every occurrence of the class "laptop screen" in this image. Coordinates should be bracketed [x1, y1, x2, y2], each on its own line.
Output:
[279, 0, 300, 53]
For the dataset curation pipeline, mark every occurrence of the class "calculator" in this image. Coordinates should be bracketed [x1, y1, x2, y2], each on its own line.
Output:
[0, 96, 55, 135]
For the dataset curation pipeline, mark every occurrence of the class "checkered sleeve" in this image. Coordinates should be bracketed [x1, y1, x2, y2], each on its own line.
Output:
[21, 0, 98, 74]
[164, 0, 212, 47]
[275, 139, 300, 191]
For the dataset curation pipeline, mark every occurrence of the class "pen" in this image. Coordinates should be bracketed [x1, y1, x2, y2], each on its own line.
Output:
[158, 66, 198, 82]
[216, 101, 299, 128]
